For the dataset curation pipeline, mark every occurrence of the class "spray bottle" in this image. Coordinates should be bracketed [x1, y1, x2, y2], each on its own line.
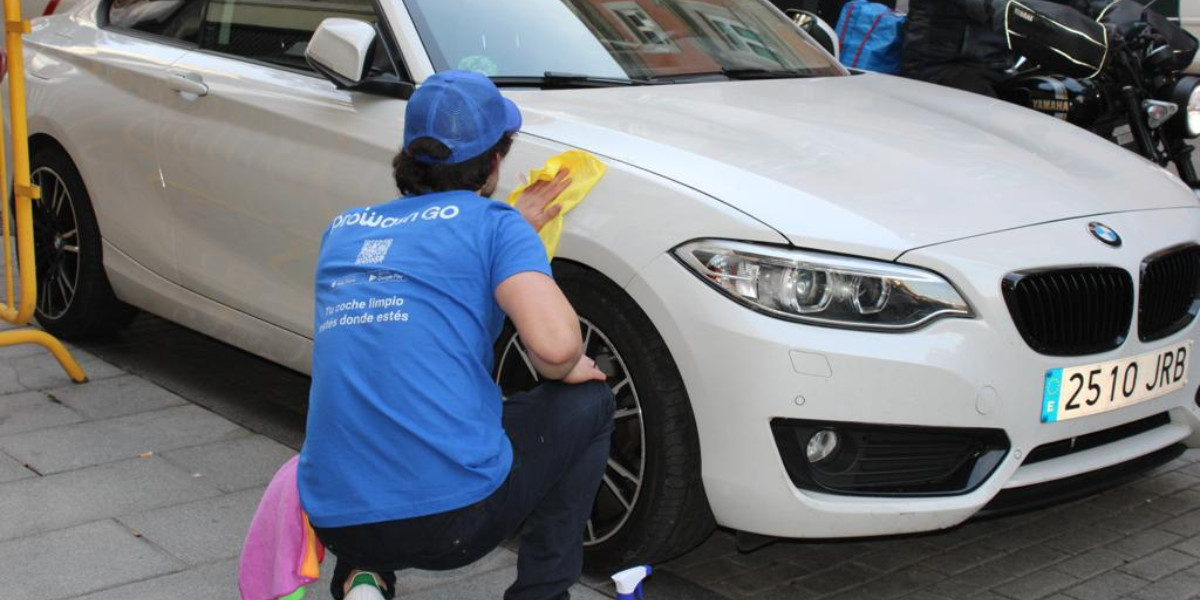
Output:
[612, 565, 652, 600]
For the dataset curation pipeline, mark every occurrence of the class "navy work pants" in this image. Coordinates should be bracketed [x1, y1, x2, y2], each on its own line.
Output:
[314, 381, 614, 600]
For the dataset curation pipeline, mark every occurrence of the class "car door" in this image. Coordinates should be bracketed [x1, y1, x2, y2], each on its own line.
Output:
[52, 0, 204, 282]
[155, 0, 406, 337]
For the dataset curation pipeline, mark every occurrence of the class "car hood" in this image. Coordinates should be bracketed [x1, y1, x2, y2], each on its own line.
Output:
[513, 74, 1196, 260]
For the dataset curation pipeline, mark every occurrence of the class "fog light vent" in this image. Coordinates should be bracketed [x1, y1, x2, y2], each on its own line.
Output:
[772, 419, 1010, 497]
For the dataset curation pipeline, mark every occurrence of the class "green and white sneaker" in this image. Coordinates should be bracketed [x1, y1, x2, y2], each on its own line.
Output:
[344, 571, 386, 600]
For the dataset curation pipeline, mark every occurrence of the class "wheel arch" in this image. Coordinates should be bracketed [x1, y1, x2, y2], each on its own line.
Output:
[29, 132, 70, 159]
[548, 256, 717, 567]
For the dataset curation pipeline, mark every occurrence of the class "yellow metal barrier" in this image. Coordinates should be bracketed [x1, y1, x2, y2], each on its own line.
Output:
[0, 0, 85, 383]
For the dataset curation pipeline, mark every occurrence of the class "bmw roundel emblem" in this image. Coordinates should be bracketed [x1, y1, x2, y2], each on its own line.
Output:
[1088, 222, 1122, 248]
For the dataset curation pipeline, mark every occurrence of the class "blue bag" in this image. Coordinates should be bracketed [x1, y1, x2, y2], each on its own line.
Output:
[835, 1, 905, 74]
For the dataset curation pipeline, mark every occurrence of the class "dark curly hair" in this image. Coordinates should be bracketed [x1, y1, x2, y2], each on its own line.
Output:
[393, 134, 515, 196]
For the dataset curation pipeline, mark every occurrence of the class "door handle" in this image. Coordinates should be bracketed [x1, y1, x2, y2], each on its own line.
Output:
[166, 70, 209, 98]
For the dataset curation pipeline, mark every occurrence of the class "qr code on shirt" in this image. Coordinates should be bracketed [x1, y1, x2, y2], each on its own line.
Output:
[355, 239, 393, 265]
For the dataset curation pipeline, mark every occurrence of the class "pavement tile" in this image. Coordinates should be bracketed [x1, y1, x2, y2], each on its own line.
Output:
[792, 562, 882, 597]
[0, 340, 66, 360]
[925, 547, 1069, 599]
[1139, 473, 1200, 497]
[73, 558, 240, 600]
[727, 539, 821, 569]
[925, 575, 993, 598]
[853, 541, 944, 573]
[8, 349, 124, 390]
[1175, 535, 1200, 558]
[1098, 508, 1174, 536]
[897, 593, 953, 600]
[160, 434, 296, 493]
[922, 542, 1010, 576]
[118, 487, 265, 566]
[922, 519, 1018, 550]
[0, 519, 183, 600]
[661, 531, 737, 571]
[0, 358, 29, 394]
[1109, 529, 1185, 557]
[828, 566, 945, 600]
[0, 404, 248, 474]
[1127, 569, 1200, 600]
[678, 555, 755, 585]
[0, 456, 220, 541]
[301, 565, 608, 600]
[1055, 548, 1129, 580]
[1180, 462, 1200, 478]
[1049, 500, 1127, 530]
[981, 519, 1066, 551]
[1147, 491, 1200, 517]
[994, 569, 1079, 600]
[1158, 510, 1200, 538]
[44, 374, 188, 420]
[706, 561, 811, 597]
[1089, 487, 1161, 513]
[0, 449, 34, 483]
[1061, 570, 1148, 600]
[1118, 549, 1200, 581]
[639, 570, 742, 600]
[1045, 527, 1124, 555]
[782, 541, 875, 571]
[0, 389, 83, 436]
[1146, 458, 1195, 478]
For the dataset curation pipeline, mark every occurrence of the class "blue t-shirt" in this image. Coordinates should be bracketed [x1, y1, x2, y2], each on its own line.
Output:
[298, 190, 551, 528]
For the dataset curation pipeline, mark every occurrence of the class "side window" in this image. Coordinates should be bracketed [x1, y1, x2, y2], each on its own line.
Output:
[199, 0, 389, 74]
[108, 0, 204, 43]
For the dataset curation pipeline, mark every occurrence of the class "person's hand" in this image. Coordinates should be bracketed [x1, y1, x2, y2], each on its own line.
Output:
[562, 354, 607, 384]
[514, 168, 571, 232]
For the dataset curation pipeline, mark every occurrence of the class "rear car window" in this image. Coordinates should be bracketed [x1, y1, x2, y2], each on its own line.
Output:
[108, 0, 203, 43]
[199, 0, 380, 72]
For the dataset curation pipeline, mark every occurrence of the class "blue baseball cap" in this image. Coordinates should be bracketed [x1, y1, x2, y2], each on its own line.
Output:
[403, 70, 522, 165]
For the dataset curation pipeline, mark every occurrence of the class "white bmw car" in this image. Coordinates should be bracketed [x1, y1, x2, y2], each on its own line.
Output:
[11, 0, 1200, 568]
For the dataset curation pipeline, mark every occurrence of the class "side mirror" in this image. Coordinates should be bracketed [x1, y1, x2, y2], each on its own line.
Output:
[786, 9, 840, 59]
[306, 18, 416, 99]
[306, 18, 378, 88]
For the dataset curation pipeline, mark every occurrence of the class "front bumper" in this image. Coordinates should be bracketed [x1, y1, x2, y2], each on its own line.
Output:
[625, 208, 1200, 539]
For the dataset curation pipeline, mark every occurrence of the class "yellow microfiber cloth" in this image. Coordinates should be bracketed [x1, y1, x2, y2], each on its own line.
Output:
[507, 150, 607, 258]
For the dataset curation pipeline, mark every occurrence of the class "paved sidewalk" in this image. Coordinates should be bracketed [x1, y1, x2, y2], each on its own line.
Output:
[5, 313, 1200, 600]
[0, 325, 608, 600]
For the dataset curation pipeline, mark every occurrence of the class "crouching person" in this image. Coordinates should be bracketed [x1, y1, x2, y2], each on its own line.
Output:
[298, 70, 614, 600]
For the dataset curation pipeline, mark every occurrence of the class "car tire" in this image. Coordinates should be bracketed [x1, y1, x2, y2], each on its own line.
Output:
[27, 146, 136, 339]
[494, 262, 715, 571]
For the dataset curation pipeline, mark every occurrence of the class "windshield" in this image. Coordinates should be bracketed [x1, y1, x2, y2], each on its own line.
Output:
[403, 0, 846, 81]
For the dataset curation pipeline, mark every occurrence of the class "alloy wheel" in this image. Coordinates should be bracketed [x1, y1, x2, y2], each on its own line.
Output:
[495, 317, 646, 546]
[30, 167, 80, 320]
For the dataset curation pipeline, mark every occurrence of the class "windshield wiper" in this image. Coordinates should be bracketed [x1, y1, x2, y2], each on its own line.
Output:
[491, 72, 652, 89]
[720, 67, 818, 80]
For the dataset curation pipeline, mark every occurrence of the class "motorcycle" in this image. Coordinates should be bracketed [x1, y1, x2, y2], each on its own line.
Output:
[998, 9, 1200, 187]
[787, 7, 1200, 188]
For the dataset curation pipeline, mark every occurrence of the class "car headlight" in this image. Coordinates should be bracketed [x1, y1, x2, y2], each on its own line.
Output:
[1171, 76, 1200, 138]
[673, 240, 974, 331]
